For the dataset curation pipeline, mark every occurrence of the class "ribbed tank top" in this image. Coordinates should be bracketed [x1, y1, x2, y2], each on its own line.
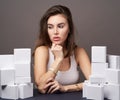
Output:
[48, 49, 79, 85]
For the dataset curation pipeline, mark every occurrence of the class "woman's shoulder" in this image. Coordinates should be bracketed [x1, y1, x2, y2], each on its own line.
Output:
[35, 46, 49, 55]
[74, 46, 87, 61]
[74, 46, 86, 55]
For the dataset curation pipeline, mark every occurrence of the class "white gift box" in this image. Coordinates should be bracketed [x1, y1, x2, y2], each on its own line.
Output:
[15, 77, 31, 84]
[1, 84, 19, 99]
[92, 46, 107, 63]
[83, 82, 104, 100]
[19, 83, 33, 99]
[14, 48, 31, 63]
[0, 68, 15, 85]
[92, 62, 108, 77]
[82, 80, 89, 97]
[0, 48, 33, 99]
[15, 63, 31, 77]
[0, 55, 14, 68]
[89, 75, 106, 84]
[0, 86, 1, 98]
[108, 55, 120, 69]
[105, 69, 120, 84]
[104, 83, 120, 100]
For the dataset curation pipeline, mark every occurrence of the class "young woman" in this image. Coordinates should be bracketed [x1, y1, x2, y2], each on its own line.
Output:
[33, 5, 91, 94]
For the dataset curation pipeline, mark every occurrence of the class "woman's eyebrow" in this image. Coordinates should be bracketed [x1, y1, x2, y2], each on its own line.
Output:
[47, 22, 65, 25]
[47, 24, 53, 26]
[58, 23, 65, 25]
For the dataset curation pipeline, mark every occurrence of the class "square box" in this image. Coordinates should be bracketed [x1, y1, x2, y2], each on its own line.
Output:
[89, 75, 105, 84]
[19, 83, 33, 99]
[105, 69, 120, 84]
[108, 55, 120, 69]
[83, 80, 89, 98]
[14, 48, 31, 63]
[15, 63, 31, 77]
[0, 68, 15, 85]
[104, 83, 120, 100]
[1, 84, 19, 99]
[83, 82, 104, 100]
[0, 86, 1, 97]
[92, 62, 108, 77]
[15, 77, 31, 84]
[0, 55, 14, 68]
[92, 46, 107, 63]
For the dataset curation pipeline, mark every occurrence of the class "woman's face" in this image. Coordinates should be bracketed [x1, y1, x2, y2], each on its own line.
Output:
[47, 14, 69, 46]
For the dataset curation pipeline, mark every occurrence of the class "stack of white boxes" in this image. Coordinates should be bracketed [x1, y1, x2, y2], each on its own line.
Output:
[83, 46, 120, 100]
[0, 48, 33, 99]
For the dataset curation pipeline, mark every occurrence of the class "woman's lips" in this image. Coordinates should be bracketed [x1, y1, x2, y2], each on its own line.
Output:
[53, 37, 60, 41]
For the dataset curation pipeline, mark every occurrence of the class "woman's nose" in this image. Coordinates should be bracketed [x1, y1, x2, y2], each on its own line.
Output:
[54, 27, 58, 35]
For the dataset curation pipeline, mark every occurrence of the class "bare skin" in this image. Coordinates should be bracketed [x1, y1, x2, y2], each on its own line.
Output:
[34, 14, 91, 93]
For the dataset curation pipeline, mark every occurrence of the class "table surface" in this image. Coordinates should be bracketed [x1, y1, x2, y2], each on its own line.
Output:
[0, 89, 109, 100]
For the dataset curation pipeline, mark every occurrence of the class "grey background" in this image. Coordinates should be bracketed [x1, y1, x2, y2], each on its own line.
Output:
[0, 0, 120, 82]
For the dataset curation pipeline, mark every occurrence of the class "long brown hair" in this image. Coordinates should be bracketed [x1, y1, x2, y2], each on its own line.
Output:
[33, 5, 76, 57]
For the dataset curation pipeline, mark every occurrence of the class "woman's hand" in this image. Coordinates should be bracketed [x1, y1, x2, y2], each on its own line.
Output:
[37, 71, 55, 94]
[44, 78, 66, 93]
[51, 43, 64, 60]
[37, 86, 46, 94]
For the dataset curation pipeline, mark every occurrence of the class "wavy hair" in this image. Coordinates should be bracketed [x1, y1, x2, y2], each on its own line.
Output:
[33, 5, 76, 57]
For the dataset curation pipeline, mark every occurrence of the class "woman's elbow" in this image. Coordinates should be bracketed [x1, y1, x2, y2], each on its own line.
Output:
[35, 80, 39, 87]
[34, 76, 40, 85]
[35, 78, 47, 94]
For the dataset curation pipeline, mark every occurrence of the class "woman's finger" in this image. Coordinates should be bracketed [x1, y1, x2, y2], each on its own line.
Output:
[47, 81, 60, 93]
[50, 85, 59, 93]
[46, 78, 53, 84]
[44, 80, 54, 89]
[47, 82, 57, 93]
[51, 43, 56, 49]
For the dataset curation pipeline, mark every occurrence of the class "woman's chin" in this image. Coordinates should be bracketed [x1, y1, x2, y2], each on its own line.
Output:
[53, 42, 61, 45]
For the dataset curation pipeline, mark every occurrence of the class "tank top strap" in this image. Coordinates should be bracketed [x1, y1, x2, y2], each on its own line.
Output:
[69, 53, 78, 70]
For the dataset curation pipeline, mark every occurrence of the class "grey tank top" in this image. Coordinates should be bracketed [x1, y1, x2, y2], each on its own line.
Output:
[48, 49, 79, 85]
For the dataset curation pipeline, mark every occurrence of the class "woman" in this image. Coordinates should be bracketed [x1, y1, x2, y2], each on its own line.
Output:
[33, 5, 91, 94]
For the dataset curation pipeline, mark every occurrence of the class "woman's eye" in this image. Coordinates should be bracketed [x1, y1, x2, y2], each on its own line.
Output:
[58, 25, 64, 28]
[48, 26, 53, 29]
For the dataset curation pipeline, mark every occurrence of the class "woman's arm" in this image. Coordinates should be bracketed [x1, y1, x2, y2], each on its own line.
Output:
[44, 47, 91, 93]
[61, 47, 91, 92]
[75, 47, 91, 80]
[63, 83, 83, 92]
[34, 45, 63, 93]
[44, 78, 83, 93]
[34, 46, 53, 93]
